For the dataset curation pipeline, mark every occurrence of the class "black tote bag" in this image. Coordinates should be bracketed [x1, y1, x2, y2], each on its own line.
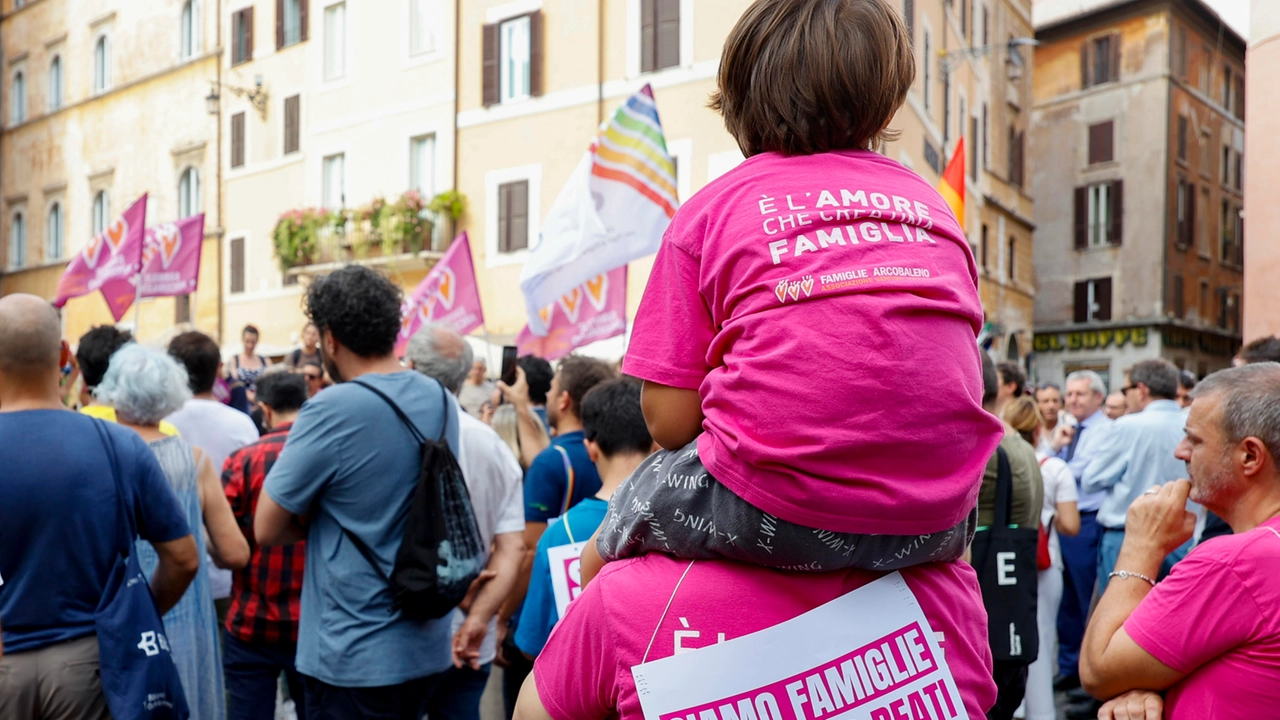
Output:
[971, 446, 1040, 663]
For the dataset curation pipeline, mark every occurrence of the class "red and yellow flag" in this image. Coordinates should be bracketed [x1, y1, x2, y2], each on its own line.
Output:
[938, 138, 965, 228]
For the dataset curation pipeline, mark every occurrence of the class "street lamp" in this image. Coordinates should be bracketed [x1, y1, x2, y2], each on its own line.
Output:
[205, 76, 269, 120]
[940, 36, 1040, 77]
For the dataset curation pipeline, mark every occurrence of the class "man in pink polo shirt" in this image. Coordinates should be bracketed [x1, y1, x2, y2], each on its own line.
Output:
[1082, 362, 1280, 719]
[513, 556, 997, 720]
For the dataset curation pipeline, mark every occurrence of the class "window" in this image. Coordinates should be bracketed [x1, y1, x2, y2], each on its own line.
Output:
[230, 112, 245, 168]
[1220, 201, 1238, 265]
[982, 103, 988, 169]
[9, 212, 26, 269]
[277, 0, 308, 49]
[1171, 275, 1184, 318]
[1201, 131, 1213, 176]
[93, 35, 110, 92]
[324, 2, 346, 80]
[1222, 65, 1232, 109]
[1199, 279, 1210, 320]
[46, 203, 64, 260]
[1217, 289, 1240, 330]
[1075, 181, 1123, 248]
[323, 153, 345, 209]
[1233, 150, 1243, 191]
[497, 180, 529, 253]
[175, 294, 191, 324]
[48, 56, 63, 110]
[500, 15, 531, 102]
[1234, 74, 1244, 120]
[980, 224, 989, 269]
[1087, 120, 1113, 164]
[942, 73, 951, 142]
[283, 95, 300, 154]
[969, 116, 979, 180]
[10, 71, 25, 124]
[1073, 277, 1113, 323]
[923, 30, 931, 111]
[1199, 187, 1211, 256]
[1221, 144, 1230, 185]
[1199, 44, 1211, 92]
[1173, 25, 1187, 79]
[640, 0, 680, 73]
[1081, 34, 1119, 88]
[178, 167, 200, 217]
[982, 3, 989, 45]
[410, 0, 434, 55]
[232, 8, 254, 64]
[1175, 177, 1194, 248]
[230, 237, 245, 294]
[1006, 236, 1015, 281]
[904, 0, 914, 45]
[1176, 115, 1188, 161]
[181, 1, 197, 59]
[960, 0, 968, 39]
[1007, 126, 1024, 187]
[410, 134, 436, 198]
[92, 191, 109, 234]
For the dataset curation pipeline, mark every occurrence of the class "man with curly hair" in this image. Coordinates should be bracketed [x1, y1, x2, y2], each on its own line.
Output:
[256, 266, 462, 718]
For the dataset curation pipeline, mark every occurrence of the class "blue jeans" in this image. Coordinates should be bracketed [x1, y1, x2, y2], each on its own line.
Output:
[1056, 510, 1100, 679]
[223, 631, 306, 720]
[423, 664, 492, 720]
[1097, 528, 1195, 596]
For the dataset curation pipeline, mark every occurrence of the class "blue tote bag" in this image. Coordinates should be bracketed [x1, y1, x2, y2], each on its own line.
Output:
[91, 420, 191, 720]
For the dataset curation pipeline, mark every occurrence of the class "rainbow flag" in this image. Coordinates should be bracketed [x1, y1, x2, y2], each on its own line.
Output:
[938, 138, 965, 228]
[520, 85, 677, 336]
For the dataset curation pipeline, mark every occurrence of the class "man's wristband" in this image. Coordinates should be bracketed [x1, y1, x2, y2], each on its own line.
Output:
[1109, 570, 1156, 587]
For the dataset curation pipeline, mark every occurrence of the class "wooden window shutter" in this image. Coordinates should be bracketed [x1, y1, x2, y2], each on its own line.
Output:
[231, 112, 245, 168]
[1109, 180, 1123, 245]
[1110, 33, 1120, 82]
[1235, 75, 1245, 119]
[497, 183, 510, 252]
[1088, 121, 1113, 164]
[284, 95, 300, 154]
[482, 23, 499, 107]
[1080, 40, 1091, 88]
[529, 11, 545, 97]
[245, 8, 255, 62]
[1074, 281, 1089, 323]
[656, 0, 680, 70]
[1185, 181, 1196, 247]
[1172, 275, 1184, 318]
[230, 238, 245, 293]
[1073, 186, 1088, 249]
[510, 181, 529, 250]
[1095, 277, 1113, 321]
[300, 0, 309, 42]
[905, 0, 915, 46]
[175, 294, 191, 324]
[276, 0, 285, 49]
[1177, 116, 1188, 161]
[641, 0, 656, 72]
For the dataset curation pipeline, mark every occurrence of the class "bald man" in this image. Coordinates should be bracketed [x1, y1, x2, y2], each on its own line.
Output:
[0, 294, 200, 720]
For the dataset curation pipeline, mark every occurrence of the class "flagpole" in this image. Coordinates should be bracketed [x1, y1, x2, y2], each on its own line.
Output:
[482, 327, 495, 375]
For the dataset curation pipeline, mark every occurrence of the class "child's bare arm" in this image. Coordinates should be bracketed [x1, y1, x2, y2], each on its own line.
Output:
[641, 380, 703, 451]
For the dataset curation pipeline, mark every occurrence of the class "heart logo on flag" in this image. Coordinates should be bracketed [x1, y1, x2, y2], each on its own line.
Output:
[775, 279, 788, 303]
[538, 307, 552, 326]
[435, 268, 456, 310]
[82, 234, 105, 269]
[558, 287, 584, 324]
[801, 276, 814, 297]
[156, 224, 182, 269]
[787, 281, 801, 302]
[104, 218, 128, 254]
[584, 274, 609, 312]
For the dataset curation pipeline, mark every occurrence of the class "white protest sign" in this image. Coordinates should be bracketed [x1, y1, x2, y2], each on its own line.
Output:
[547, 542, 586, 619]
[631, 572, 970, 720]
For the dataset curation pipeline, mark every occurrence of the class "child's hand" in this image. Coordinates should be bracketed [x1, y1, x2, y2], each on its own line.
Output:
[497, 365, 531, 409]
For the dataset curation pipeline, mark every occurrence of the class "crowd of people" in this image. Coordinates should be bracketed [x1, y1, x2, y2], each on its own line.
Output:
[5, 2, 1280, 720]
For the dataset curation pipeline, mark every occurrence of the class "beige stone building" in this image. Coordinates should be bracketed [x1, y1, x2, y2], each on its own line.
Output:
[0, 0, 220, 343]
[1244, 0, 1277, 342]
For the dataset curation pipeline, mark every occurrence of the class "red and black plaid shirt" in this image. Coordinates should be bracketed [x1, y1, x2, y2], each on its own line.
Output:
[222, 422, 306, 645]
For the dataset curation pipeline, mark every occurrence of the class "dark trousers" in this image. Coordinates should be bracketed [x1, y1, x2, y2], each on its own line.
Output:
[423, 664, 492, 720]
[223, 630, 306, 720]
[502, 640, 535, 720]
[987, 660, 1029, 720]
[302, 673, 444, 720]
[1056, 510, 1100, 679]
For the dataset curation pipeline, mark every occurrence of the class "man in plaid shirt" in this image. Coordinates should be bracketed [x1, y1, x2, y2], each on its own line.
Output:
[222, 371, 310, 720]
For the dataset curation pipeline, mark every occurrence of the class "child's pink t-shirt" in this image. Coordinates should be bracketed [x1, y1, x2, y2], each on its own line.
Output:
[1124, 516, 1280, 719]
[533, 555, 996, 720]
[622, 150, 1003, 535]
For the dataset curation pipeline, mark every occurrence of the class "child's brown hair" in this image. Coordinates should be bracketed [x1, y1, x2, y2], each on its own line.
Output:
[711, 0, 915, 157]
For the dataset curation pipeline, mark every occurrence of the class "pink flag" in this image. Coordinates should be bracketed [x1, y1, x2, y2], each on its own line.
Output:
[395, 232, 485, 355]
[140, 215, 204, 298]
[54, 194, 148, 321]
[517, 266, 627, 361]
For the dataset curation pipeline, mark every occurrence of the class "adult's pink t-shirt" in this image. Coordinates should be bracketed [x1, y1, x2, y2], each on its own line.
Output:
[622, 150, 1002, 535]
[1124, 516, 1280, 719]
[534, 555, 996, 720]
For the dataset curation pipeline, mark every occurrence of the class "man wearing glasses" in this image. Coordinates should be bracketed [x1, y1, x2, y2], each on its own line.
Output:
[299, 362, 327, 397]
[1083, 359, 1199, 598]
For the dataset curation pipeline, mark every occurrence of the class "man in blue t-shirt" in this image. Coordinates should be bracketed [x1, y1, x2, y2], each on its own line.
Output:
[516, 378, 654, 657]
[256, 267, 462, 718]
[0, 294, 198, 719]
[496, 354, 615, 712]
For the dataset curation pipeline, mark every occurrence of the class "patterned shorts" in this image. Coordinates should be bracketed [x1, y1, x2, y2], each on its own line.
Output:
[597, 439, 977, 572]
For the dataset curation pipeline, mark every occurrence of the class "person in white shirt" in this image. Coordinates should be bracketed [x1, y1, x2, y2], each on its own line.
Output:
[165, 331, 260, 610]
[405, 324, 525, 720]
[1004, 396, 1080, 720]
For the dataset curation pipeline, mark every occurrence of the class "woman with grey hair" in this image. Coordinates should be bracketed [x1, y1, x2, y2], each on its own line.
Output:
[95, 344, 249, 720]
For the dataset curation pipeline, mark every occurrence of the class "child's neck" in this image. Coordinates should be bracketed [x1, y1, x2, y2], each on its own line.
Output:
[593, 452, 650, 502]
